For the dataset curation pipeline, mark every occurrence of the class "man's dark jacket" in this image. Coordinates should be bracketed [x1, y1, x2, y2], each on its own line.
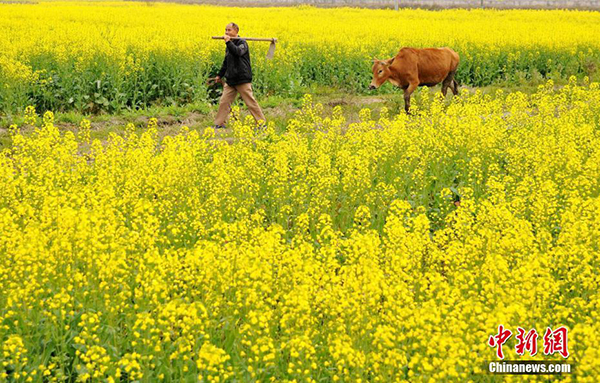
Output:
[217, 38, 252, 86]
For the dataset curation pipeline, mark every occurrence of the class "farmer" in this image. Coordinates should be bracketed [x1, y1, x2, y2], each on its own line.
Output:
[212, 22, 266, 129]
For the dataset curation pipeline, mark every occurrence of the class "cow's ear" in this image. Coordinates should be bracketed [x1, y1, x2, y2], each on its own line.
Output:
[372, 57, 379, 63]
[385, 58, 395, 66]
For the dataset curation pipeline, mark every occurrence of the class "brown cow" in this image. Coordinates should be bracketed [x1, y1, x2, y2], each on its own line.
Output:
[369, 47, 460, 113]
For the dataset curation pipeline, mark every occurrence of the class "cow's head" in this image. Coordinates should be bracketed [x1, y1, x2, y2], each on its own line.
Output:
[369, 58, 395, 90]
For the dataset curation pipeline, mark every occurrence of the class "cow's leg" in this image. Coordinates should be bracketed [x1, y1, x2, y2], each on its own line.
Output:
[442, 71, 455, 97]
[404, 82, 418, 114]
[452, 79, 459, 95]
[441, 79, 451, 97]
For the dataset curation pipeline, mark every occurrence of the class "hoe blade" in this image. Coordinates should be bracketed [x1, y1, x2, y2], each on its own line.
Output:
[266, 41, 276, 60]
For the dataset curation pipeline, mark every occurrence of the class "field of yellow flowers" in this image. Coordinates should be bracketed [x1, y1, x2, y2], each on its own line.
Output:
[1, 78, 599, 381]
[1, 1, 600, 113]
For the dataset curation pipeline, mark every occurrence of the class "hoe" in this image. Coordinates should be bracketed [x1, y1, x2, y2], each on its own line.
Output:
[211, 36, 278, 60]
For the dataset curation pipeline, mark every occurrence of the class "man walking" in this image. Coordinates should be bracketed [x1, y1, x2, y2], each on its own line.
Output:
[213, 22, 266, 129]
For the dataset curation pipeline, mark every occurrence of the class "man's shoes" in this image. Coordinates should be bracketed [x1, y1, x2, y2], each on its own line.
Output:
[213, 124, 226, 130]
